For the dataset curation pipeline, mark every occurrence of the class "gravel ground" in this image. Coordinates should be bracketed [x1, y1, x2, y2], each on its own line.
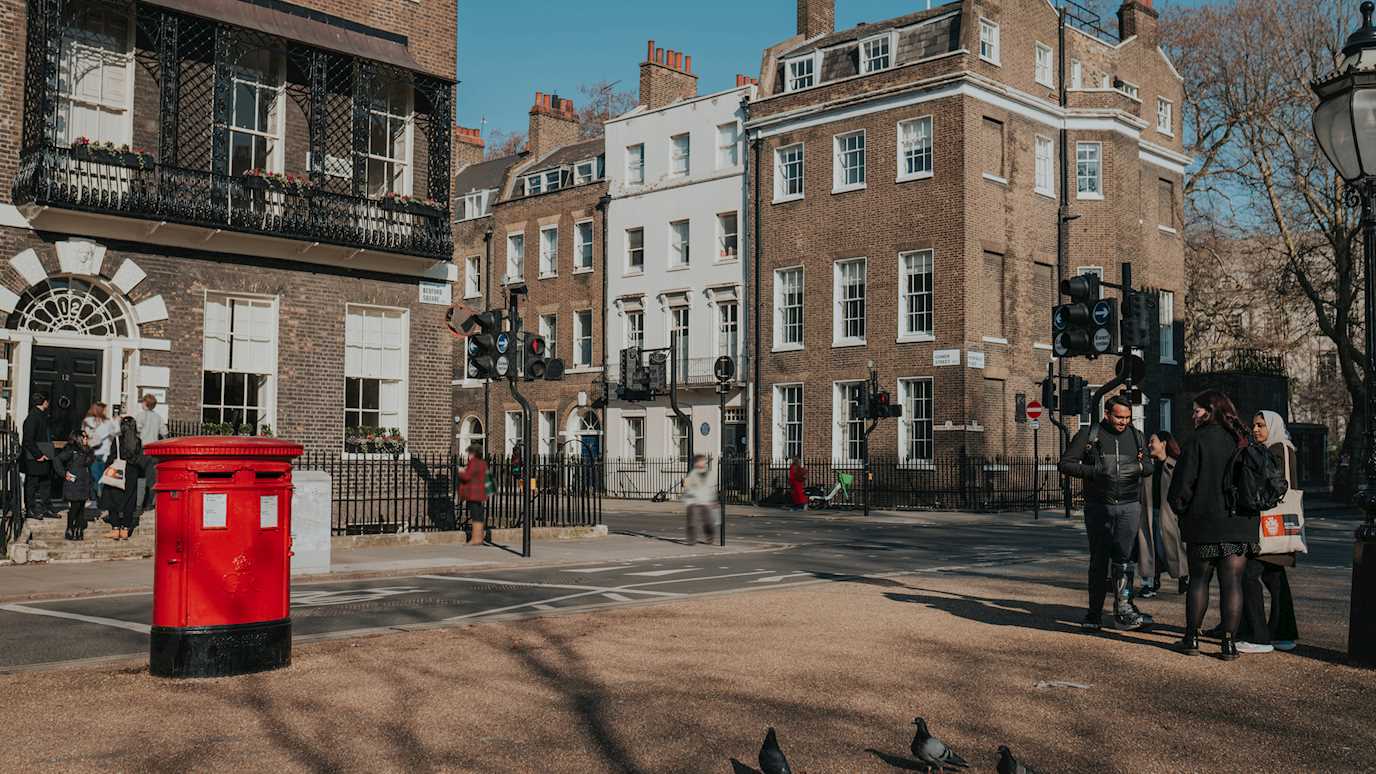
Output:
[1, 560, 1370, 774]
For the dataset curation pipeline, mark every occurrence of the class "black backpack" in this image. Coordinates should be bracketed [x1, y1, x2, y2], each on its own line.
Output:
[1225, 438, 1288, 514]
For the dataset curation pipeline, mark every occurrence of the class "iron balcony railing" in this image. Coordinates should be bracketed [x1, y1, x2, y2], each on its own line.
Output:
[13, 146, 453, 260]
[605, 355, 750, 389]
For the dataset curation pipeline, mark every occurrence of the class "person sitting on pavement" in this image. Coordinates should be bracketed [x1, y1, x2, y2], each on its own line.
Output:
[1138, 430, 1187, 598]
[1236, 410, 1301, 654]
[1058, 395, 1155, 632]
[681, 454, 718, 545]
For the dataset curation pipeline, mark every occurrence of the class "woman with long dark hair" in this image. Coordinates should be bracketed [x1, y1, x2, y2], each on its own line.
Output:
[1168, 390, 1260, 659]
[1138, 430, 1186, 597]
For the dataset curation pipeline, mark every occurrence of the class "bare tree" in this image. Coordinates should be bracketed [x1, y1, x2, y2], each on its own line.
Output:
[575, 80, 638, 139]
[1164, 0, 1364, 494]
[484, 129, 525, 160]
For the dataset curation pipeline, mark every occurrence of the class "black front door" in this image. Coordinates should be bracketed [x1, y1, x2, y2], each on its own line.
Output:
[30, 346, 103, 442]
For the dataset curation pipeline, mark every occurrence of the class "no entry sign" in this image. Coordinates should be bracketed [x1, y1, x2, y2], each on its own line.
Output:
[1026, 400, 1044, 421]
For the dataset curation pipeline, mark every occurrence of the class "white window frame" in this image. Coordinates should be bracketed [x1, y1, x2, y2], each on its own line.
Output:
[774, 266, 804, 351]
[1156, 97, 1174, 136]
[505, 411, 523, 455]
[1034, 42, 1054, 88]
[668, 415, 691, 462]
[1034, 134, 1054, 197]
[1116, 79, 1141, 100]
[716, 122, 740, 169]
[538, 224, 559, 278]
[459, 189, 491, 221]
[538, 313, 557, 357]
[717, 300, 739, 362]
[626, 143, 645, 185]
[669, 219, 691, 268]
[1159, 290, 1176, 364]
[57, 6, 136, 147]
[898, 249, 934, 342]
[772, 383, 803, 462]
[505, 232, 524, 283]
[538, 410, 557, 458]
[784, 53, 819, 92]
[624, 309, 644, 349]
[898, 377, 935, 467]
[774, 143, 805, 202]
[670, 133, 690, 177]
[978, 18, 1000, 66]
[463, 255, 481, 299]
[832, 257, 867, 347]
[363, 75, 413, 197]
[897, 116, 933, 182]
[573, 309, 594, 368]
[670, 306, 690, 376]
[625, 227, 644, 274]
[716, 212, 739, 261]
[343, 304, 409, 454]
[1070, 59, 1083, 89]
[574, 159, 597, 185]
[1076, 142, 1103, 200]
[201, 292, 278, 433]
[833, 380, 866, 464]
[860, 32, 895, 74]
[524, 173, 543, 197]
[832, 130, 866, 193]
[573, 219, 594, 272]
[624, 416, 646, 462]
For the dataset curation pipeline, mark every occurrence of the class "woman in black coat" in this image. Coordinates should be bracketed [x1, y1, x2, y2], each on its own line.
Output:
[100, 415, 143, 541]
[54, 429, 95, 540]
[1167, 390, 1259, 660]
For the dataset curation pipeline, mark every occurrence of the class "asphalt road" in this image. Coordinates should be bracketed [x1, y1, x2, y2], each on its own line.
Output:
[0, 508, 1357, 672]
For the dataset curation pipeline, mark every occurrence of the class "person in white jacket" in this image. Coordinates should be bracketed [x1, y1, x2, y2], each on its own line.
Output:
[681, 455, 718, 545]
[82, 402, 116, 503]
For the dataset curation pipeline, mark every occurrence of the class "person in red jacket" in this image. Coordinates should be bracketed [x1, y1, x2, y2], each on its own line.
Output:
[458, 445, 489, 545]
[787, 458, 807, 511]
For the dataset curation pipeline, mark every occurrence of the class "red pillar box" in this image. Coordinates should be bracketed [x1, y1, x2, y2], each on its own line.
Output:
[145, 436, 304, 678]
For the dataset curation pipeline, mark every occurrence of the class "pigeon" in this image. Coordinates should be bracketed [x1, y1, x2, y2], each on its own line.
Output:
[997, 745, 1039, 774]
[910, 717, 969, 772]
[759, 727, 793, 774]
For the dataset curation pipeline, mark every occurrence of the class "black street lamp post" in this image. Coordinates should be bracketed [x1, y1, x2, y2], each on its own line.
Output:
[1312, 1, 1376, 667]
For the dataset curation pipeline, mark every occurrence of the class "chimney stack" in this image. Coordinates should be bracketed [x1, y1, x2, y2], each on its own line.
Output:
[735, 74, 759, 88]
[527, 91, 580, 160]
[797, 0, 835, 39]
[639, 39, 699, 110]
[454, 125, 485, 169]
[1117, 0, 1158, 42]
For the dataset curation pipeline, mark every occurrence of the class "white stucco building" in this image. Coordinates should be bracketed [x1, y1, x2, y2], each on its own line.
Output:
[603, 80, 755, 469]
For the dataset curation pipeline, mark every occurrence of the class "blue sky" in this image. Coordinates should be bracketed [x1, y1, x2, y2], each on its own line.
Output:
[456, 1, 1212, 140]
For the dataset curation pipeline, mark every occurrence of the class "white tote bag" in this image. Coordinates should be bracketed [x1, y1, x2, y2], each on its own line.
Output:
[1257, 452, 1306, 555]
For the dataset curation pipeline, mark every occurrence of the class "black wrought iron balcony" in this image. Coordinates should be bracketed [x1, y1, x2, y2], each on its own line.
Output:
[605, 355, 750, 389]
[13, 146, 452, 260]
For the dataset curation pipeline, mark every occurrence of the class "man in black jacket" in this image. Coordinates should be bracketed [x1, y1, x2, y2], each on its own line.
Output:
[21, 393, 55, 520]
[1059, 395, 1155, 631]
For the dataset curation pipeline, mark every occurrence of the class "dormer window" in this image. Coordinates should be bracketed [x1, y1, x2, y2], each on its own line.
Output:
[785, 54, 817, 92]
[524, 168, 564, 196]
[861, 33, 893, 74]
[524, 174, 542, 196]
[458, 189, 492, 221]
[574, 159, 597, 185]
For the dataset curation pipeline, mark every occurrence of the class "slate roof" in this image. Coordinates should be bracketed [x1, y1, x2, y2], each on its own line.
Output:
[455, 154, 519, 194]
[776, 2, 962, 94]
[522, 137, 604, 176]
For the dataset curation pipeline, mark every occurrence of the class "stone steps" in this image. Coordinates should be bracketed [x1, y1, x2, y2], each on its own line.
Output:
[6, 509, 157, 564]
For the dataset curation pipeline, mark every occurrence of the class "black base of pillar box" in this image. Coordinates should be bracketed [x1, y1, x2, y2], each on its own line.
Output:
[150, 618, 291, 678]
[1351, 524, 1376, 667]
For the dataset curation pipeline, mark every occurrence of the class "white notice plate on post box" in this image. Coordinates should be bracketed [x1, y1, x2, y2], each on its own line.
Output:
[203, 493, 228, 529]
[260, 495, 279, 529]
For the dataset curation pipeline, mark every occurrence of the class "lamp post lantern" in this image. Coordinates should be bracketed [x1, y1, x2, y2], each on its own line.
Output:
[1312, 0, 1376, 667]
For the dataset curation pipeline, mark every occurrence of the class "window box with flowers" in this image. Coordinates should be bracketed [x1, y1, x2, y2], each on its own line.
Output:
[70, 137, 155, 170]
[240, 168, 314, 196]
[345, 426, 407, 455]
[378, 192, 445, 218]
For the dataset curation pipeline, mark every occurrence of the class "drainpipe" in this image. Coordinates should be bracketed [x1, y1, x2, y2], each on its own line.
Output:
[597, 192, 611, 477]
[746, 100, 762, 505]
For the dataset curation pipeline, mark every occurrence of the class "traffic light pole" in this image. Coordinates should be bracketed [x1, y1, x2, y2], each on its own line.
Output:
[507, 289, 533, 559]
[1042, 361, 1073, 519]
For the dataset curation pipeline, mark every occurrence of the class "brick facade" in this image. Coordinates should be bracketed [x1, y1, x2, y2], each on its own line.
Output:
[747, 0, 1187, 463]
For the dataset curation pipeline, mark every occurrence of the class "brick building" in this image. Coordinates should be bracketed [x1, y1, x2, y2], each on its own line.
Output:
[745, 0, 1188, 464]
[1, 0, 458, 453]
[452, 93, 608, 458]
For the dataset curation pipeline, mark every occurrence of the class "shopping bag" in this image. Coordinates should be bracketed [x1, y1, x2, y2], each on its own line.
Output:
[1257, 489, 1306, 555]
[100, 458, 128, 490]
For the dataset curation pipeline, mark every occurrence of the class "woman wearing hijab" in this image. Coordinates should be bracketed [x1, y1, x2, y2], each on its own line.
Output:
[100, 414, 144, 540]
[1138, 430, 1187, 597]
[1237, 410, 1301, 653]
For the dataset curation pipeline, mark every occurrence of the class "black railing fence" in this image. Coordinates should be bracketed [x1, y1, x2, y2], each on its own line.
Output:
[0, 434, 26, 557]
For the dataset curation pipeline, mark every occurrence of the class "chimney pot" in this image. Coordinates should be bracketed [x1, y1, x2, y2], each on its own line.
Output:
[647, 39, 655, 61]
[684, 55, 692, 73]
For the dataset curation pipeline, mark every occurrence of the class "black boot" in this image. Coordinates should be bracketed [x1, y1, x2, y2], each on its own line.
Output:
[1176, 629, 1200, 656]
[1219, 633, 1239, 661]
[1112, 563, 1150, 630]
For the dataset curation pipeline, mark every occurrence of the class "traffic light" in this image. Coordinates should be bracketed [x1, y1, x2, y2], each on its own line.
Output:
[1053, 274, 1118, 358]
[463, 310, 503, 380]
[1120, 290, 1156, 349]
[523, 333, 548, 380]
[1040, 378, 1058, 413]
[1059, 375, 1088, 417]
[869, 390, 903, 418]
[852, 383, 870, 420]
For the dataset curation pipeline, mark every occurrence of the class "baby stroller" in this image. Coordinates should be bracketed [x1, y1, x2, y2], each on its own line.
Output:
[806, 471, 855, 509]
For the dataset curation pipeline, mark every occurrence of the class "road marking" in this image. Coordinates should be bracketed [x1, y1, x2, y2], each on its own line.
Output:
[532, 604, 556, 611]
[751, 573, 811, 584]
[0, 603, 150, 635]
[445, 569, 772, 622]
[601, 593, 634, 602]
[416, 575, 675, 597]
[625, 567, 699, 577]
[565, 566, 631, 574]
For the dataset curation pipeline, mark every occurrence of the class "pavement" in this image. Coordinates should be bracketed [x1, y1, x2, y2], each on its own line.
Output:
[0, 502, 1369, 772]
